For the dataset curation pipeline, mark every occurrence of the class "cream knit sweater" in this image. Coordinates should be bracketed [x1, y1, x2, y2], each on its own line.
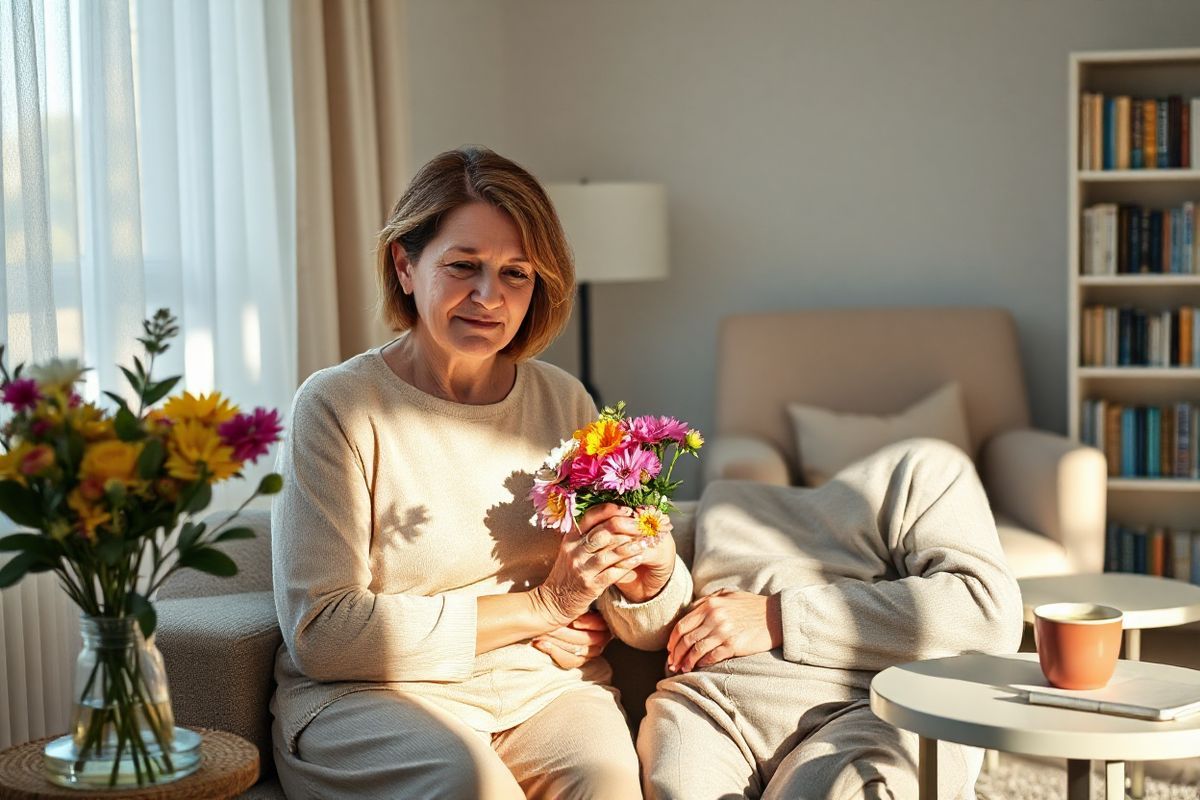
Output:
[270, 343, 692, 753]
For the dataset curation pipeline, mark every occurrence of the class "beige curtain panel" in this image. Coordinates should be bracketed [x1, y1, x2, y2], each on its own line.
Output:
[292, 0, 411, 380]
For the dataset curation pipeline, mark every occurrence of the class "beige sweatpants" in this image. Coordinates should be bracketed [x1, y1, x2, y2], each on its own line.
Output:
[273, 684, 641, 800]
[638, 656, 979, 799]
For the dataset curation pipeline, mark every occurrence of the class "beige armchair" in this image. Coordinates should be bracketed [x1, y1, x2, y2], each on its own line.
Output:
[705, 307, 1107, 577]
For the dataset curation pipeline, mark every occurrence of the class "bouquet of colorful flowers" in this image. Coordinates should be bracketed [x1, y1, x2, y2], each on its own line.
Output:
[529, 401, 703, 537]
[0, 309, 283, 788]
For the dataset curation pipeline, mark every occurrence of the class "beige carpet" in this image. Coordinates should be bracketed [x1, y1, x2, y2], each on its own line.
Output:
[976, 755, 1199, 799]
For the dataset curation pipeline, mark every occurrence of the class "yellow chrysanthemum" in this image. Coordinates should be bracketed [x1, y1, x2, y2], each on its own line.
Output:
[635, 506, 672, 538]
[80, 440, 142, 485]
[68, 488, 111, 540]
[161, 391, 238, 427]
[0, 444, 31, 485]
[684, 429, 704, 451]
[573, 419, 626, 458]
[69, 402, 115, 441]
[165, 420, 239, 483]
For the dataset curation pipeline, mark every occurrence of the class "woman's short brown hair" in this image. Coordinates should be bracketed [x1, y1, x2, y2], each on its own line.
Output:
[376, 146, 574, 361]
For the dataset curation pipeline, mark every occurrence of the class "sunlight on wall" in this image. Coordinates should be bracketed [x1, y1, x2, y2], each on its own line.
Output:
[242, 303, 261, 383]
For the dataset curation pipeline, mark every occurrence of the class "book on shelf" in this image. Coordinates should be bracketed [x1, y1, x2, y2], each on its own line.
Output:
[1082, 399, 1200, 479]
[1080, 92, 1197, 170]
[1080, 304, 1200, 367]
[1081, 202, 1197, 276]
[1105, 522, 1200, 584]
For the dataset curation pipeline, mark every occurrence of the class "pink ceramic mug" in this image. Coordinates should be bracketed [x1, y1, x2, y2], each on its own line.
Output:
[1033, 602, 1123, 690]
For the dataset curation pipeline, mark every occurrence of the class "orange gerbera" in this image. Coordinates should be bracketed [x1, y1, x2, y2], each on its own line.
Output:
[573, 419, 626, 458]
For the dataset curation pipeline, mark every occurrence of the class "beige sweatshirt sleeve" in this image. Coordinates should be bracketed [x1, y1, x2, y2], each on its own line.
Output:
[272, 378, 477, 683]
[779, 440, 1024, 672]
[597, 555, 693, 651]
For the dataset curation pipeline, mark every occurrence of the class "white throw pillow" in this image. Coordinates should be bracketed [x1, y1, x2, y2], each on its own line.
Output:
[787, 382, 972, 487]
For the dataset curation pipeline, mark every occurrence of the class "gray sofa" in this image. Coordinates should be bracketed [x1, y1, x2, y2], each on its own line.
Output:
[155, 505, 698, 798]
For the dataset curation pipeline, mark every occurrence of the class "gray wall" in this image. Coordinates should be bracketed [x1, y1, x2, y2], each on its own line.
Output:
[406, 0, 1200, 497]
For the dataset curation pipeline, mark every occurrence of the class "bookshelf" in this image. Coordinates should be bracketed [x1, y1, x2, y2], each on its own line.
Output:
[1068, 49, 1200, 579]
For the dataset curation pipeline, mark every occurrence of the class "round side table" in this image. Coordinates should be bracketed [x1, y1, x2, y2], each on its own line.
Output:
[1019, 572, 1200, 797]
[870, 653, 1200, 800]
[0, 729, 258, 800]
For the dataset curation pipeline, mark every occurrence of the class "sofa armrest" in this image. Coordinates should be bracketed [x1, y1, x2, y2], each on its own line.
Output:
[703, 435, 790, 486]
[980, 429, 1107, 574]
[156, 591, 281, 770]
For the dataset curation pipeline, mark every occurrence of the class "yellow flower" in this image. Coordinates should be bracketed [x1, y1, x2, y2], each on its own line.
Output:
[0, 444, 30, 485]
[69, 402, 115, 441]
[68, 488, 111, 540]
[573, 420, 626, 458]
[80, 441, 142, 485]
[684, 429, 704, 451]
[161, 392, 238, 426]
[634, 506, 672, 538]
[165, 420, 239, 482]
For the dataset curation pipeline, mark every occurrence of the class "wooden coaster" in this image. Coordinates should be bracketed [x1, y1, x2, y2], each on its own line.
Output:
[0, 729, 259, 800]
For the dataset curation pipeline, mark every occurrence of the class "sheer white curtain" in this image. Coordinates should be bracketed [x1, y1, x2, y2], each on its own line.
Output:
[0, 0, 295, 748]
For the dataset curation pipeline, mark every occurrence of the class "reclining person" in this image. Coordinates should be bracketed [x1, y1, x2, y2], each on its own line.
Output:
[636, 438, 1024, 800]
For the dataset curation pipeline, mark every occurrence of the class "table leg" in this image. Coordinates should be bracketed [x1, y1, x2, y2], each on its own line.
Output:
[1124, 629, 1145, 798]
[1105, 761, 1125, 800]
[919, 736, 937, 800]
[1067, 759, 1091, 800]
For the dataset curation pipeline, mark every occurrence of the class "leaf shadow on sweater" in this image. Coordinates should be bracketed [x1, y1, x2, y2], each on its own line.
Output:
[484, 470, 555, 590]
[376, 501, 431, 545]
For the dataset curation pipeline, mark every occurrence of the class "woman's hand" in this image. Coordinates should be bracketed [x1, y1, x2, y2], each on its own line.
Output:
[666, 589, 784, 673]
[611, 519, 677, 604]
[530, 504, 647, 627]
[532, 611, 612, 669]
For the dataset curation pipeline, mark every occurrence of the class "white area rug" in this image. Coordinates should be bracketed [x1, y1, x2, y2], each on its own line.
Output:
[976, 756, 1199, 799]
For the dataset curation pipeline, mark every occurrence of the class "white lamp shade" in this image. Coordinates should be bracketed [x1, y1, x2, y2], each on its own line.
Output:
[546, 182, 669, 284]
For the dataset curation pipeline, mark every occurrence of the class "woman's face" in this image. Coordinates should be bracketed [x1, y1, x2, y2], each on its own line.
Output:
[393, 202, 536, 363]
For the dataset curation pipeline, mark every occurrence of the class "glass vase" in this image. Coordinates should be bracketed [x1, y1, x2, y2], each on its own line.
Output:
[42, 614, 202, 789]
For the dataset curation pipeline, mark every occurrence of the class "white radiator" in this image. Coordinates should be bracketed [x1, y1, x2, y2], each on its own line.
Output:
[0, 565, 80, 749]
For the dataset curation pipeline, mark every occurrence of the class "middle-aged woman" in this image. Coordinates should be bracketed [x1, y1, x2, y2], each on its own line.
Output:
[269, 146, 693, 800]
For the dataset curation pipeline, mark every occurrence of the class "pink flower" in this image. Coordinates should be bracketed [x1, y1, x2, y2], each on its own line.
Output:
[529, 481, 577, 534]
[598, 446, 661, 494]
[2, 379, 40, 413]
[625, 415, 689, 445]
[567, 453, 603, 489]
[218, 407, 283, 464]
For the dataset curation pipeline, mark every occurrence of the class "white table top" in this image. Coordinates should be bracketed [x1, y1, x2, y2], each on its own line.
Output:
[870, 653, 1200, 761]
[1018, 573, 1200, 629]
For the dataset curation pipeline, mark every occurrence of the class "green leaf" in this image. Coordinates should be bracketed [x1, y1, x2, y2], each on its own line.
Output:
[0, 551, 37, 588]
[181, 480, 212, 514]
[257, 473, 283, 495]
[127, 592, 157, 637]
[178, 547, 237, 577]
[114, 407, 144, 441]
[133, 356, 146, 379]
[178, 521, 205, 550]
[136, 438, 165, 479]
[141, 376, 181, 407]
[120, 365, 143, 396]
[102, 391, 130, 413]
[212, 526, 255, 544]
[0, 480, 43, 527]
[0, 533, 59, 563]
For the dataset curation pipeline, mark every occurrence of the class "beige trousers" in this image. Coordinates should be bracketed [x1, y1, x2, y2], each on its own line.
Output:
[274, 685, 641, 800]
[638, 671, 979, 799]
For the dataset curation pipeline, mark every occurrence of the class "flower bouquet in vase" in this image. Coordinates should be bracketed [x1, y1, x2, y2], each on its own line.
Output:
[0, 310, 283, 789]
[529, 401, 703, 538]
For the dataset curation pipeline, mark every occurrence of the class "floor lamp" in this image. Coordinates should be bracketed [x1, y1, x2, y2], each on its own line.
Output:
[546, 182, 669, 406]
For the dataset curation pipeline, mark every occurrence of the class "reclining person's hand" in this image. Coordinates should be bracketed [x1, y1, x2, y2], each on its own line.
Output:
[532, 611, 613, 669]
[667, 588, 784, 673]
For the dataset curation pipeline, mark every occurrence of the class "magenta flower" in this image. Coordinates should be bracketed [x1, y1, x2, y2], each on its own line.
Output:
[529, 481, 576, 534]
[625, 415, 689, 445]
[2, 379, 41, 413]
[567, 453, 603, 489]
[598, 446, 661, 494]
[218, 407, 284, 463]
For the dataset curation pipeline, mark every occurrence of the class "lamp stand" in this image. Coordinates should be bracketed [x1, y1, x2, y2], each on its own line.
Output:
[577, 282, 601, 406]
